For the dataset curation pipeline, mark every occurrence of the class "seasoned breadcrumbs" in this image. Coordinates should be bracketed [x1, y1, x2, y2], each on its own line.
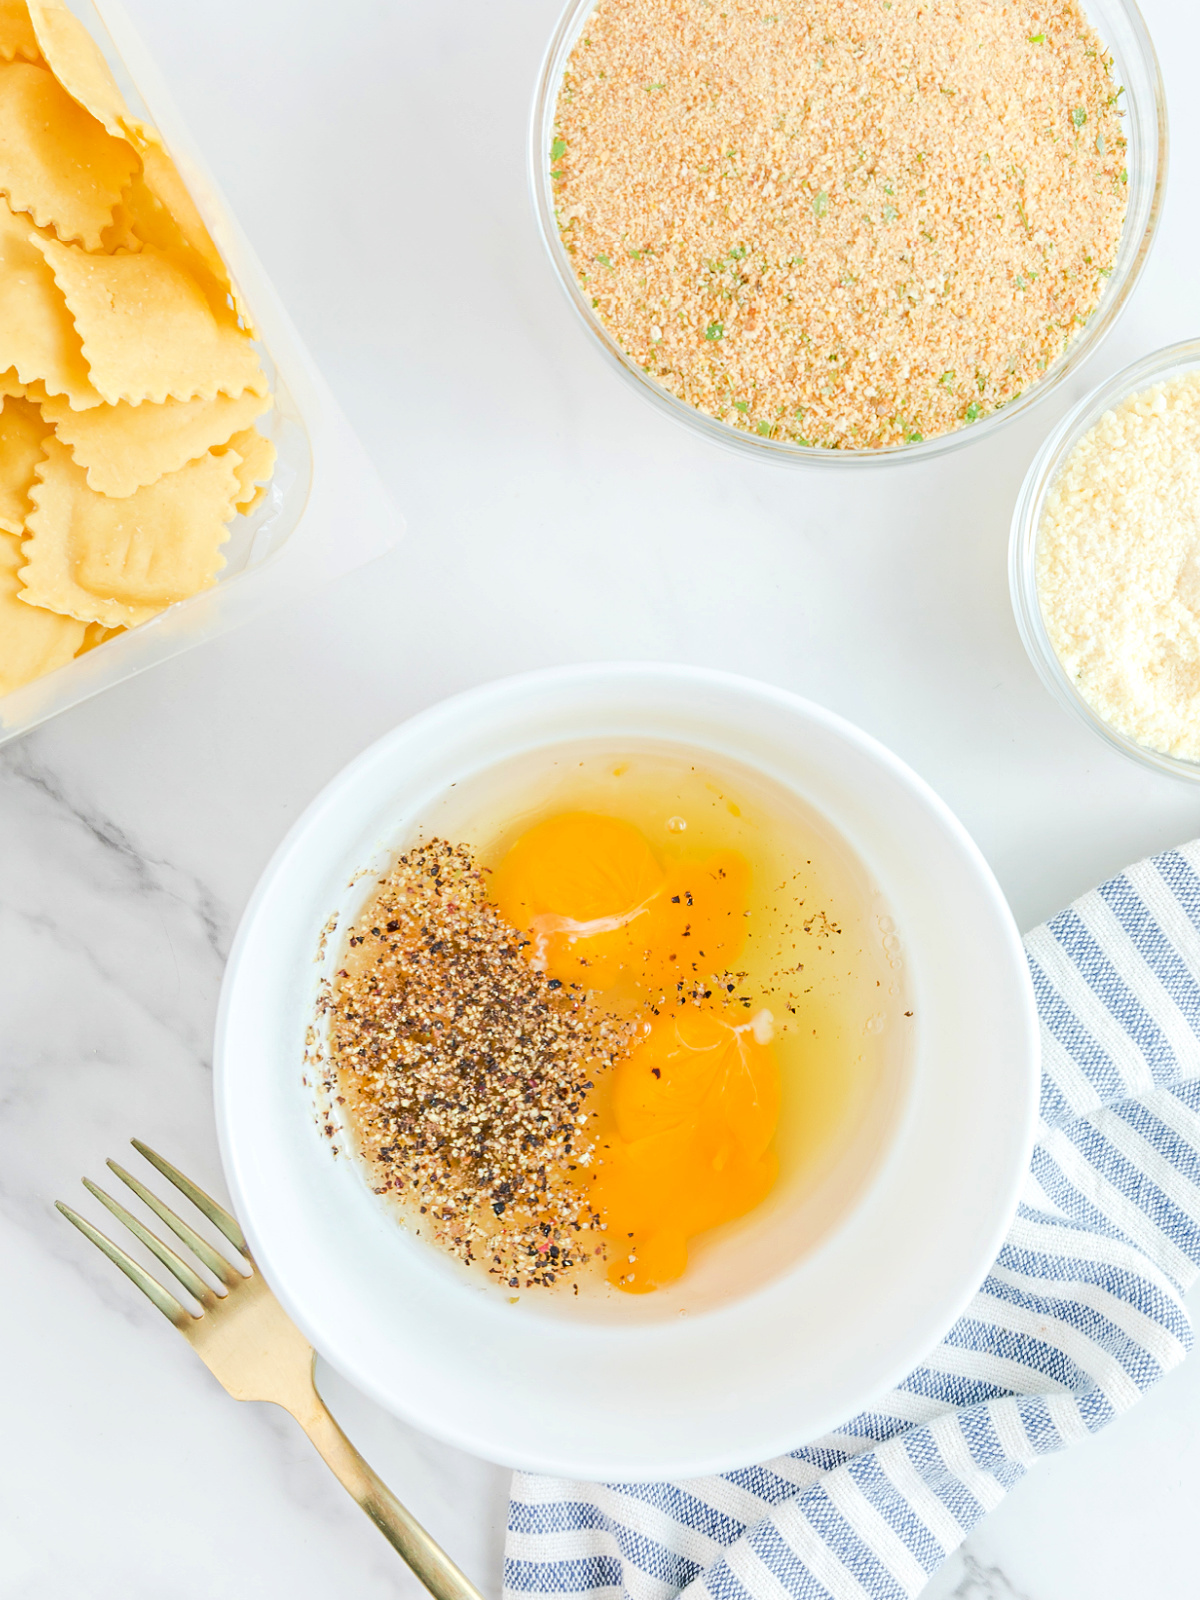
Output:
[551, 0, 1128, 448]
[325, 840, 635, 1290]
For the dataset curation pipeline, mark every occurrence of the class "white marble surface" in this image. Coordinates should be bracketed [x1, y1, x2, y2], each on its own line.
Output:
[4, 0, 1200, 1593]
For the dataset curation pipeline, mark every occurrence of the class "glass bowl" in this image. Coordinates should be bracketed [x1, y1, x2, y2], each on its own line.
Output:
[1010, 339, 1200, 782]
[529, 0, 1167, 466]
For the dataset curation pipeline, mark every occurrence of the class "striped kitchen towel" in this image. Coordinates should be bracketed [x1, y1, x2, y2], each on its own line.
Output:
[505, 839, 1200, 1600]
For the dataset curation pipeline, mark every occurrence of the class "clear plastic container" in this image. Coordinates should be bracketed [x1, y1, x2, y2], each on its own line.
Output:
[0, 0, 402, 748]
[530, 0, 1167, 466]
[1009, 339, 1200, 782]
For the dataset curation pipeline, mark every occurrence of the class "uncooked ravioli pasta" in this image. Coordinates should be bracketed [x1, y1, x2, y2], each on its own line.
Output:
[0, 0, 276, 698]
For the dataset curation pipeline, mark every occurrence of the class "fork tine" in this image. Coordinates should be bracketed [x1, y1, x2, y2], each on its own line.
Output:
[56, 1201, 192, 1327]
[82, 1178, 219, 1307]
[107, 1161, 243, 1289]
[130, 1139, 248, 1255]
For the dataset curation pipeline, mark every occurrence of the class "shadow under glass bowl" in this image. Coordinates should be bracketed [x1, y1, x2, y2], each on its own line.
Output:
[1010, 339, 1200, 783]
[529, 0, 1167, 467]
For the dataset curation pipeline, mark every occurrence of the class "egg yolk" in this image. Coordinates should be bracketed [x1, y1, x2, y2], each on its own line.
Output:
[490, 811, 750, 992]
[489, 810, 780, 1293]
[584, 1010, 780, 1292]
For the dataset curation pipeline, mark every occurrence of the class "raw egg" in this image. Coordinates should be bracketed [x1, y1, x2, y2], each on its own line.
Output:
[490, 810, 750, 993]
[490, 809, 779, 1292]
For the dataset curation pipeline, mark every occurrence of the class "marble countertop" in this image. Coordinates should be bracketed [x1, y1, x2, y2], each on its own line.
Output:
[4, 0, 1200, 1594]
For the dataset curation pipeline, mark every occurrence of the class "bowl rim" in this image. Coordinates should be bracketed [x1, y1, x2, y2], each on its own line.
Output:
[1009, 337, 1200, 783]
[528, 0, 1168, 467]
[214, 662, 1041, 1477]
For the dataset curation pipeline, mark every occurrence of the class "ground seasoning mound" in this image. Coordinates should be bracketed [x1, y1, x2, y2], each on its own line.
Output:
[552, 0, 1128, 448]
[325, 839, 635, 1290]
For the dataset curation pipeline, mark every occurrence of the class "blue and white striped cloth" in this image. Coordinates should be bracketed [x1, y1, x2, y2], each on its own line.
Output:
[505, 840, 1200, 1600]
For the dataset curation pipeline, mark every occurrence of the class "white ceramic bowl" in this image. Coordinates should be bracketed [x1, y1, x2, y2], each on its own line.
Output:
[215, 664, 1039, 1478]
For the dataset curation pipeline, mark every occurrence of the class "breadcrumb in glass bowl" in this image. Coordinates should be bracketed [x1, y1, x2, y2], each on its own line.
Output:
[530, 0, 1166, 465]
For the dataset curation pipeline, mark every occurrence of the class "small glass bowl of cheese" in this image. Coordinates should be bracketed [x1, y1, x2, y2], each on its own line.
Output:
[1010, 339, 1200, 782]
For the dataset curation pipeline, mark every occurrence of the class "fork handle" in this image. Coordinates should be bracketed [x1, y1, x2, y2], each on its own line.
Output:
[290, 1390, 487, 1600]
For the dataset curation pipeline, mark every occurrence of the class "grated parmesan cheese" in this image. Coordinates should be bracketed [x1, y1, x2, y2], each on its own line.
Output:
[1037, 371, 1200, 762]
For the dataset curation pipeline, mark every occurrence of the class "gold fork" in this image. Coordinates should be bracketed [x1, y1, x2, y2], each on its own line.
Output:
[58, 1139, 485, 1600]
